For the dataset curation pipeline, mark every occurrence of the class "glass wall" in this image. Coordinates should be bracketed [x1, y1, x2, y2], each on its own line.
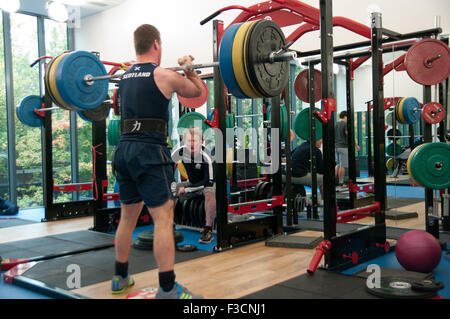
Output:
[0, 14, 8, 200]
[11, 13, 42, 208]
[45, 19, 71, 203]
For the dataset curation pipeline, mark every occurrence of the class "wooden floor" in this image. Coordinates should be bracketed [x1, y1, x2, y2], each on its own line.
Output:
[0, 200, 429, 299]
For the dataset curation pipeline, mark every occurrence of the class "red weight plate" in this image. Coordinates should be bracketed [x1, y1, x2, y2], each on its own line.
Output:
[177, 80, 209, 108]
[405, 39, 450, 86]
[294, 69, 322, 103]
[422, 102, 446, 124]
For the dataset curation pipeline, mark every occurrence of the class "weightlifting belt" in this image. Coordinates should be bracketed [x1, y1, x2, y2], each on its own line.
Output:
[123, 118, 168, 135]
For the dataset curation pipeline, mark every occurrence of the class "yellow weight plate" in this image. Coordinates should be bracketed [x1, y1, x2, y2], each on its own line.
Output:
[407, 143, 427, 186]
[242, 21, 263, 98]
[49, 53, 74, 111]
[177, 160, 188, 180]
[397, 97, 406, 124]
[232, 21, 260, 98]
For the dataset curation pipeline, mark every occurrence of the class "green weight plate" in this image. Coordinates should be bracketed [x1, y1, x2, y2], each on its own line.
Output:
[177, 112, 208, 134]
[410, 142, 450, 189]
[385, 142, 403, 157]
[294, 107, 322, 141]
[108, 119, 121, 146]
[281, 105, 288, 141]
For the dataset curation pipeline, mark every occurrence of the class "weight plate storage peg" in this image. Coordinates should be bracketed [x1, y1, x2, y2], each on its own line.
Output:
[55, 51, 109, 110]
[17, 95, 44, 127]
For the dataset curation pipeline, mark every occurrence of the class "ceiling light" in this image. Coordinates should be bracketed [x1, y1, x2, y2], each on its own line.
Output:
[47, 1, 69, 23]
[0, 0, 21, 13]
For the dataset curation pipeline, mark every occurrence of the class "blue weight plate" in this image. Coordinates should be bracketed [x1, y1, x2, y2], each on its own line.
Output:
[402, 97, 421, 124]
[219, 23, 248, 99]
[207, 108, 214, 122]
[55, 51, 109, 110]
[17, 95, 44, 127]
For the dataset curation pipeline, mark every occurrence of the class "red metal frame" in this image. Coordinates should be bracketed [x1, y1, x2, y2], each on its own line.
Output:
[314, 98, 336, 124]
[347, 179, 375, 193]
[336, 201, 380, 224]
[230, 176, 268, 188]
[53, 182, 93, 192]
[227, 195, 284, 215]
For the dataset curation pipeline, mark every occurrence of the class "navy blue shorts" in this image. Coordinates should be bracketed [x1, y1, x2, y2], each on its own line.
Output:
[113, 141, 175, 208]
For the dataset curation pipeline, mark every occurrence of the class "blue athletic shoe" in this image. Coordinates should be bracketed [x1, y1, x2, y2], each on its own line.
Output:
[111, 274, 134, 294]
[156, 282, 203, 299]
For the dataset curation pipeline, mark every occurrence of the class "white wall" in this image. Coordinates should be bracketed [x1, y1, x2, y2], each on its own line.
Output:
[74, 0, 450, 112]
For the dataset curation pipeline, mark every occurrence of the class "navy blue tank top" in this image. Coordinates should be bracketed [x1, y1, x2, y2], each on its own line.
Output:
[119, 63, 170, 144]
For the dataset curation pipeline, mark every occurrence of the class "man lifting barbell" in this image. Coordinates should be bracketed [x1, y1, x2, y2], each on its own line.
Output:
[111, 24, 203, 299]
[172, 127, 216, 244]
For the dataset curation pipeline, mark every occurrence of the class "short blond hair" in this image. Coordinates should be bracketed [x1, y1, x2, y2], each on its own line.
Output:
[182, 127, 203, 143]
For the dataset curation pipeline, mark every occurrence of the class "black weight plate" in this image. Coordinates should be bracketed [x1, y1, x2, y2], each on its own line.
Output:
[181, 198, 192, 226]
[190, 197, 200, 228]
[386, 128, 402, 140]
[258, 182, 268, 200]
[366, 276, 437, 299]
[176, 244, 198, 252]
[186, 198, 196, 226]
[411, 279, 444, 292]
[78, 98, 111, 122]
[254, 182, 264, 200]
[137, 230, 155, 244]
[133, 238, 153, 250]
[246, 19, 289, 97]
[174, 198, 183, 225]
[194, 197, 204, 228]
[260, 182, 272, 199]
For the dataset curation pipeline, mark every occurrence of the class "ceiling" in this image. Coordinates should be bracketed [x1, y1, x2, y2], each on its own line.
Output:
[18, 0, 126, 19]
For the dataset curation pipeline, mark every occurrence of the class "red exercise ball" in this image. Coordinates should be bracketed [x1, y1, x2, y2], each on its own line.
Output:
[395, 230, 442, 273]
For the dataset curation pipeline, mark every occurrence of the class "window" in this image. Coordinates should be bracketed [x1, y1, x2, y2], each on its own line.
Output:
[11, 13, 41, 208]
[45, 19, 71, 203]
[0, 14, 8, 200]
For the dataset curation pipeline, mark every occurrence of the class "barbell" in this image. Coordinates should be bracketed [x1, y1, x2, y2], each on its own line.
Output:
[41, 19, 295, 114]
